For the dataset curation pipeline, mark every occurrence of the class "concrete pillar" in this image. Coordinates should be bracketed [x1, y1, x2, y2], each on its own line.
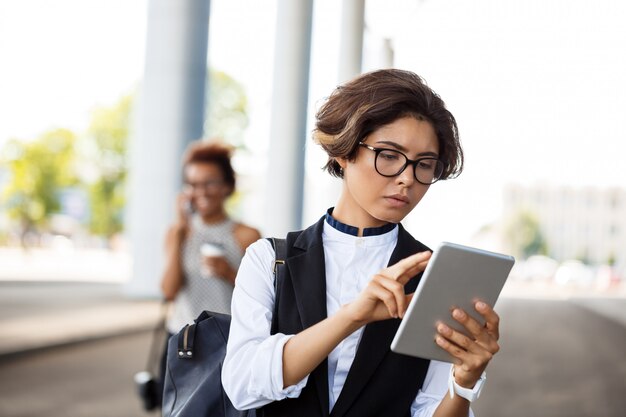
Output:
[125, 0, 211, 297]
[309, 0, 365, 222]
[265, 0, 314, 237]
[338, 0, 365, 82]
[381, 38, 394, 68]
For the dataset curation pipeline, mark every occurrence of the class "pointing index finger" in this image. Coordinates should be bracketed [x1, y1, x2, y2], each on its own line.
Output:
[383, 251, 431, 284]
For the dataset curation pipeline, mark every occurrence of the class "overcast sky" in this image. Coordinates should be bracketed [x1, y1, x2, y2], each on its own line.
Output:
[1, 0, 624, 245]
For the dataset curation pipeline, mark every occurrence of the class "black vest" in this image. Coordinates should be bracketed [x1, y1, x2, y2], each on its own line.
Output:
[258, 217, 432, 417]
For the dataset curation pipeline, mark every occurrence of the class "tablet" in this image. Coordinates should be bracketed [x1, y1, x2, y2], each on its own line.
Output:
[390, 242, 515, 363]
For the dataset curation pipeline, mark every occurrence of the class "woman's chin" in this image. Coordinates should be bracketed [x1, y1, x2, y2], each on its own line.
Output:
[194, 199, 217, 214]
[374, 209, 410, 225]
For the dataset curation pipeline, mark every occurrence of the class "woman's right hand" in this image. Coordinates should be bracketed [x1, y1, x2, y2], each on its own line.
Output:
[161, 193, 192, 300]
[344, 251, 432, 325]
[173, 192, 191, 241]
[176, 192, 192, 222]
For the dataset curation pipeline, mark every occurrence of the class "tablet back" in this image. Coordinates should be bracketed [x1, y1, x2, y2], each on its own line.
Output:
[390, 242, 515, 363]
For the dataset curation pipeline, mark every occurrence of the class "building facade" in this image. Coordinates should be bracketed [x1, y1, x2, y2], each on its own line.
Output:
[503, 184, 625, 272]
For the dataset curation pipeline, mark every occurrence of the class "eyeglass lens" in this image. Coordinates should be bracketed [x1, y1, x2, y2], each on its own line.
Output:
[374, 149, 443, 184]
[184, 180, 224, 191]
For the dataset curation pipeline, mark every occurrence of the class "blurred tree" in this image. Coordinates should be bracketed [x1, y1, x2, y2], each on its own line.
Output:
[0, 129, 78, 246]
[0, 68, 247, 246]
[82, 68, 248, 241]
[205, 69, 249, 147]
[505, 210, 548, 259]
[607, 252, 616, 266]
[575, 248, 591, 265]
[81, 94, 133, 241]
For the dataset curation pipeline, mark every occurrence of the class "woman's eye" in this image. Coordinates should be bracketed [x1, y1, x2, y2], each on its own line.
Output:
[379, 150, 401, 161]
[417, 160, 435, 170]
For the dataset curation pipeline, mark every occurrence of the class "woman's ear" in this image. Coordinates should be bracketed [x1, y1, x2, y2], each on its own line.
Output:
[335, 157, 348, 170]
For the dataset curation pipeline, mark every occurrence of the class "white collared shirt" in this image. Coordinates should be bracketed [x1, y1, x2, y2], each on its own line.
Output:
[222, 220, 475, 417]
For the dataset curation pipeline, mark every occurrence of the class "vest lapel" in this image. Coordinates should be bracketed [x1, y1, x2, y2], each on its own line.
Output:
[330, 224, 426, 417]
[287, 217, 330, 415]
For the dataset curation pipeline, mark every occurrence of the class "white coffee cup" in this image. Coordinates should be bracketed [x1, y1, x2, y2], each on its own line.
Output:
[200, 243, 225, 277]
[200, 243, 225, 258]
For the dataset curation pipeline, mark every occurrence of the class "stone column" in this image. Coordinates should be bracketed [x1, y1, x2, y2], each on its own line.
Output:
[338, 0, 365, 82]
[265, 0, 314, 237]
[381, 38, 395, 68]
[125, 0, 211, 297]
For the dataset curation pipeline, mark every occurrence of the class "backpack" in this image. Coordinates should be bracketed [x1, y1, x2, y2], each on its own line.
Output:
[162, 238, 286, 417]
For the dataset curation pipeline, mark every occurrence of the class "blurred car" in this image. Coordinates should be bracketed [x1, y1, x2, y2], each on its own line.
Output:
[512, 255, 559, 282]
[554, 260, 595, 286]
[524, 255, 559, 281]
[595, 264, 622, 289]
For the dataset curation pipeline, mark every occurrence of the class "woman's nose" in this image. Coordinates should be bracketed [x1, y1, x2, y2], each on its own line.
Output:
[396, 165, 416, 186]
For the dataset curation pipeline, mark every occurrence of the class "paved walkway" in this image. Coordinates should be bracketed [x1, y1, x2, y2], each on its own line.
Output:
[0, 281, 161, 358]
[0, 246, 625, 359]
[1, 278, 625, 360]
[0, 247, 158, 358]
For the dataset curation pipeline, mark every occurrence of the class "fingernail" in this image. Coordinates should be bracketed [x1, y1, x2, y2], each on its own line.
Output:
[437, 323, 448, 333]
[476, 301, 486, 310]
[435, 336, 445, 346]
[453, 309, 464, 319]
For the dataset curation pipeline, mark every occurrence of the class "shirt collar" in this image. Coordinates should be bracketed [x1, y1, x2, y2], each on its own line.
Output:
[325, 207, 397, 237]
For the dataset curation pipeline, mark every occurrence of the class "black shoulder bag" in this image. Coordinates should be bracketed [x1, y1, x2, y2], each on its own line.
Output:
[162, 238, 287, 417]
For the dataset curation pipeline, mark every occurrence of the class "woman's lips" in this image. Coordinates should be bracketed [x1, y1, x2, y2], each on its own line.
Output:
[385, 194, 410, 207]
[194, 197, 212, 209]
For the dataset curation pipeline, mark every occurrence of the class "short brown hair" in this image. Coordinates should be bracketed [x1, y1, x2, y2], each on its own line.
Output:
[313, 69, 463, 179]
[183, 139, 236, 192]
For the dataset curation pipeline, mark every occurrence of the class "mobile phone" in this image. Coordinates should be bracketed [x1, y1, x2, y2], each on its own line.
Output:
[184, 200, 195, 215]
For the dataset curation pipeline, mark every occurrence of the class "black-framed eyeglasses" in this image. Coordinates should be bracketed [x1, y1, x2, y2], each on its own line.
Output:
[184, 179, 225, 191]
[358, 142, 445, 185]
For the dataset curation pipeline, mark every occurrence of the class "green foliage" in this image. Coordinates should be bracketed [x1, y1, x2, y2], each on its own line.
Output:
[575, 249, 591, 265]
[0, 68, 248, 244]
[205, 69, 249, 147]
[607, 253, 616, 266]
[87, 177, 125, 238]
[82, 69, 249, 238]
[82, 94, 133, 238]
[0, 129, 78, 240]
[505, 210, 549, 259]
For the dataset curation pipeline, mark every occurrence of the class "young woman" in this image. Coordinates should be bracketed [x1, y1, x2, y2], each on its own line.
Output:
[158, 140, 261, 405]
[222, 69, 501, 417]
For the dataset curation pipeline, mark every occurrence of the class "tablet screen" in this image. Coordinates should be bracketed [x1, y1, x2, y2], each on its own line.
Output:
[390, 242, 515, 363]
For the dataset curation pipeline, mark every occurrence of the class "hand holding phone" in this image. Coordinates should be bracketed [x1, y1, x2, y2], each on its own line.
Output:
[183, 199, 194, 216]
[175, 192, 193, 222]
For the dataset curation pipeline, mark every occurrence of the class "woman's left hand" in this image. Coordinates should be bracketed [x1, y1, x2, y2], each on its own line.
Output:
[202, 255, 236, 284]
[435, 301, 500, 388]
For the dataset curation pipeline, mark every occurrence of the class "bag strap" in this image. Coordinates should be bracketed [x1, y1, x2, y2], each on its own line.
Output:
[177, 319, 197, 359]
[269, 237, 286, 335]
[145, 299, 169, 372]
[175, 239, 287, 359]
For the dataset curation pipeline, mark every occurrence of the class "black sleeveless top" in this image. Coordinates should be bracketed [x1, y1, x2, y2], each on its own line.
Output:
[258, 216, 432, 417]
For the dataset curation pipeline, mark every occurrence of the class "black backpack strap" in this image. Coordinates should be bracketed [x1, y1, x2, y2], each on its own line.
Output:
[268, 237, 286, 335]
